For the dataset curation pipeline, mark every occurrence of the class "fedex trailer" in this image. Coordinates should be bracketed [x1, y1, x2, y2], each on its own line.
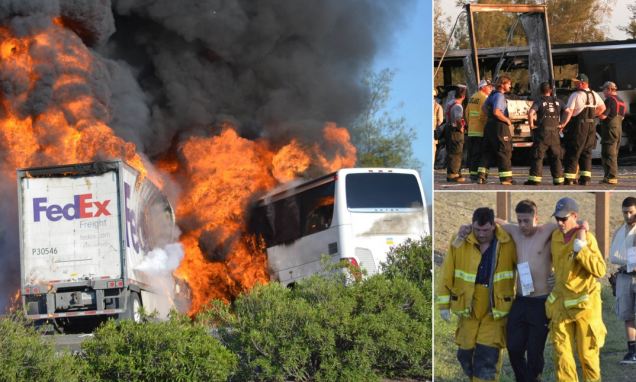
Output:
[17, 161, 177, 329]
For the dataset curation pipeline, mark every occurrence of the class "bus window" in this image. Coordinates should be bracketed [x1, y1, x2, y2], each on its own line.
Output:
[300, 182, 335, 236]
[346, 173, 423, 209]
[273, 197, 301, 245]
[249, 179, 336, 247]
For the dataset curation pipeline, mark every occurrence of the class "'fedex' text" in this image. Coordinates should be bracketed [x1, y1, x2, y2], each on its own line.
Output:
[33, 194, 111, 222]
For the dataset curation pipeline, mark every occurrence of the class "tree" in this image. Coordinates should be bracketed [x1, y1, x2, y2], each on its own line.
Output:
[434, 0, 451, 56]
[620, 4, 636, 39]
[442, 0, 612, 49]
[350, 69, 420, 170]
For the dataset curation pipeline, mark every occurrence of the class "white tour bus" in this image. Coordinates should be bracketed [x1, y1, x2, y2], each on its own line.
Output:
[249, 168, 429, 285]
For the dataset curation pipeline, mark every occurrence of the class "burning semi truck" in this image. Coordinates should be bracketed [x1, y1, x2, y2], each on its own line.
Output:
[17, 160, 179, 328]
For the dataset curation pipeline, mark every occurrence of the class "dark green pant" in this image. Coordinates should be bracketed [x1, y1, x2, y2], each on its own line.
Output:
[446, 127, 464, 178]
[601, 116, 623, 180]
[467, 136, 483, 178]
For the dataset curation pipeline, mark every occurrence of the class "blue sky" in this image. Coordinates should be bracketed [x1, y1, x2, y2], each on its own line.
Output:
[372, 1, 432, 204]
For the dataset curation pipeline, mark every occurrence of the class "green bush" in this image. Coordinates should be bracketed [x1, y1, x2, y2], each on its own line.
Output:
[81, 314, 237, 381]
[0, 313, 86, 382]
[381, 236, 432, 287]
[202, 263, 431, 381]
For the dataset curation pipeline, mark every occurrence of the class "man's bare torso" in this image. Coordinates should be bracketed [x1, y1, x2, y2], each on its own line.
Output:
[502, 223, 555, 297]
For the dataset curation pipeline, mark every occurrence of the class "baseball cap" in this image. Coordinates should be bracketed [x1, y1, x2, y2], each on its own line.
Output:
[478, 79, 492, 89]
[573, 73, 589, 83]
[552, 197, 579, 218]
[601, 81, 617, 91]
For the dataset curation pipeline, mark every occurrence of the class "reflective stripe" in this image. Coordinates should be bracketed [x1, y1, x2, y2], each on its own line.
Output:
[455, 269, 477, 283]
[553, 177, 564, 184]
[492, 309, 509, 319]
[437, 295, 450, 304]
[564, 294, 589, 308]
[606, 178, 618, 184]
[478, 167, 488, 173]
[564, 173, 577, 179]
[579, 170, 592, 177]
[453, 308, 471, 317]
[469, 171, 479, 176]
[467, 132, 484, 137]
[547, 293, 556, 303]
[499, 171, 513, 178]
[528, 175, 542, 182]
[493, 271, 514, 282]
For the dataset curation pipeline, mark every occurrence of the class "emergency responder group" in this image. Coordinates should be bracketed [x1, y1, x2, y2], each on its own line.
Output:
[436, 196, 636, 381]
[434, 73, 627, 185]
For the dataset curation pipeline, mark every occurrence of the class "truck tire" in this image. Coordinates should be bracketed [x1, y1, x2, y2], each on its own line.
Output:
[118, 292, 142, 323]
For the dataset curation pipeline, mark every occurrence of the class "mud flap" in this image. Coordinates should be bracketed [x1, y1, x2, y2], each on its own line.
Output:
[473, 343, 500, 381]
[457, 347, 474, 378]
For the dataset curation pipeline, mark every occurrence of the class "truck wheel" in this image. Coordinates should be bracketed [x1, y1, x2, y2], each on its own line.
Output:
[118, 292, 142, 323]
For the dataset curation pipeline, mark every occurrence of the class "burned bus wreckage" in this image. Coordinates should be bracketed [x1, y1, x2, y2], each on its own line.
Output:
[435, 3, 636, 159]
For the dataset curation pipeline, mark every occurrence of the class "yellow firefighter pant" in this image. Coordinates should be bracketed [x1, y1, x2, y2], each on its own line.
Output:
[550, 316, 605, 382]
[455, 284, 506, 382]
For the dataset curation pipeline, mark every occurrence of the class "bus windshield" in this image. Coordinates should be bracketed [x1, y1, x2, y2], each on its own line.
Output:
[345, 173, 423, 209]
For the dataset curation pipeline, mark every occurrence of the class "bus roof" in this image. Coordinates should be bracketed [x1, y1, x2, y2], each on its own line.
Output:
[254, 168, 421, 205]
[435, 39, 636, 66]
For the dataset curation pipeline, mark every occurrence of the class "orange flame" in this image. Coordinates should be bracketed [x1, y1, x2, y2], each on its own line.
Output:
[1, 17, 357, 316]
[0, 19, 145, 176]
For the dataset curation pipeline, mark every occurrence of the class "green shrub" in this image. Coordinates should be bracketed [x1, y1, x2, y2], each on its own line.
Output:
[381, 236, 432, 287]
[202, 267, 431, 381]
[0, 314, 86, 382]
[81, 314, 237, 382]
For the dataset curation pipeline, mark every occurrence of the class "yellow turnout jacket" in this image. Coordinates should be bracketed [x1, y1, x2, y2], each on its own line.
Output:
[437, 225, 517, 319]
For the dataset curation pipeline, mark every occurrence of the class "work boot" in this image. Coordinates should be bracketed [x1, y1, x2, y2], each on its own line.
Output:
[524, 180, 540, 186]
[578, 178, 589, 186]
[564, 178, 577, 185]
[500, 179, 516, 186]
[620, 352, 636, 364]
[477, 177, 487, 184]
[447, 176, 466, 183]
[600, 177, 618, 185]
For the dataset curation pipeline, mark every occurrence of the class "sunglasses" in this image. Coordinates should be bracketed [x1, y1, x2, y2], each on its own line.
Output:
[554, 214, 571, 223]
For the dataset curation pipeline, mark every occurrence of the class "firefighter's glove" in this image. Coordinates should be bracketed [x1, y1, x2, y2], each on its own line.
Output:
[573, 238, 587, 254]
[440, 309, 451, 322]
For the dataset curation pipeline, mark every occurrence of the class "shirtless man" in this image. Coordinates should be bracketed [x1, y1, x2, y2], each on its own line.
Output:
[457, 200, 587, 382]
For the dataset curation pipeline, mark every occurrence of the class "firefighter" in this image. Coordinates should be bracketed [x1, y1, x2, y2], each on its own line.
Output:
[466, 79, 493, 182]
[437, 207, 517, 381]
[559, 74, 606, 185]
[525, 82, 564, 185]
[598, 81, 627, 184]
[547, 197, 606, 382]
[434, 88, 444, 165]
[478, 75, 514, 185]
[446, 86, 467, 182]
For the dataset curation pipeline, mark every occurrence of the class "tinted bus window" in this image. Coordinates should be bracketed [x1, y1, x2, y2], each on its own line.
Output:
[248, 180, 335, 247]
[346, 173, 423, 209]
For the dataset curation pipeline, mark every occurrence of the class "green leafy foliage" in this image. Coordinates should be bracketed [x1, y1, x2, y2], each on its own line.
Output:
[81, 314, 237, 382]
[0, 313, 86, 382]
[202, 238, 432, 382]
[382, 236, 433, 289]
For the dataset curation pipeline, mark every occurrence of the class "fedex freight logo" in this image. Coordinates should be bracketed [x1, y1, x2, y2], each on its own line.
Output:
[33, 194, 111, 222]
